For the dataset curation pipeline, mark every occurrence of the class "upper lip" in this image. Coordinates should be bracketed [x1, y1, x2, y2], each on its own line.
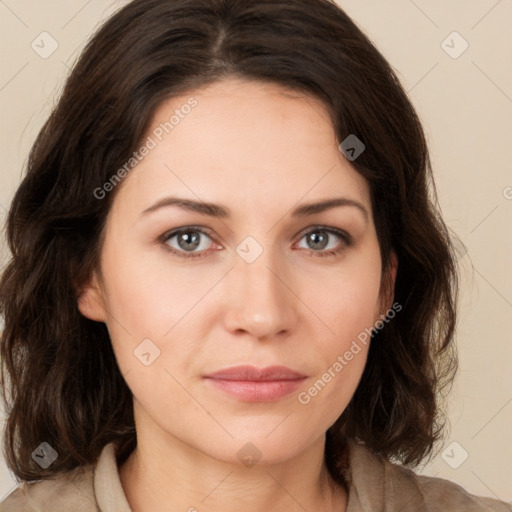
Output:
[204, 365, 307, 381]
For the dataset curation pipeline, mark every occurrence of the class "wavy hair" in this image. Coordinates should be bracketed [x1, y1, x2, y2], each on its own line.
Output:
[0, 0, 458, 482]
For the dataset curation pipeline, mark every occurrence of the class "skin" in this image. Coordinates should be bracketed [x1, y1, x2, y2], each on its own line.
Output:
[78, 77, 397, 512]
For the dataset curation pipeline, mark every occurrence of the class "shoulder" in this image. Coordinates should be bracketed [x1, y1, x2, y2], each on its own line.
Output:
[346, 440, 512, 512]
[0, 465, 97, 512]
[392, 463, 511, 512]
[409, 470, 512, 512]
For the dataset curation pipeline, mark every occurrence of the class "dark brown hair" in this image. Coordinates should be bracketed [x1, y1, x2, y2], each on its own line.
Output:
[0, 0, 458, 482]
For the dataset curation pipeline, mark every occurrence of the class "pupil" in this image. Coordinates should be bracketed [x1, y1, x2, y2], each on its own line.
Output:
[309, 231, 327, 250]
[179, 231, 200, 250]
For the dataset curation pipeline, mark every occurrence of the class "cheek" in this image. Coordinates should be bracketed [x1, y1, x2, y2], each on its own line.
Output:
[313, 253, 382, 343]
[99, 234, 220, 339]
[292, 252, 381, 419]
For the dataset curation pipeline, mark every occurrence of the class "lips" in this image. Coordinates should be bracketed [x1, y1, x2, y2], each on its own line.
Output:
[205, 365, 307, 381]
[203, 365, 307, 402]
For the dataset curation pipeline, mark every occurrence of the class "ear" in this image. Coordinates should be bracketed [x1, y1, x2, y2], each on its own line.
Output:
[77, 270, 107, 323]
[377, 250, 398, 316]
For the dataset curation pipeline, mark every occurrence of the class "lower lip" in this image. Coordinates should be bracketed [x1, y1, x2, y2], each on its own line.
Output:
[204, 378, 306, 402]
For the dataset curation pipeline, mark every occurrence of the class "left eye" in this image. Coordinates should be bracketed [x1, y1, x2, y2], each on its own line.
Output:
[296, 228, 349, 254]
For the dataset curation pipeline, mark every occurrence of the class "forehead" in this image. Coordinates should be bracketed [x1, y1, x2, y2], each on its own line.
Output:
[114, 78, 370, 217]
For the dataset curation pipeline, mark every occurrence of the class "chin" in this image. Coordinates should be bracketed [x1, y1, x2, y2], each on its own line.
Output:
[200, 427, 318, 467]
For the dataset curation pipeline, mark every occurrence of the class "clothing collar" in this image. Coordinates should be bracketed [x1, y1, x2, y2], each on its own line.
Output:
[93, 439, 422, 512]
[94, 442, 132, 512]
[345, 440, 426, 512]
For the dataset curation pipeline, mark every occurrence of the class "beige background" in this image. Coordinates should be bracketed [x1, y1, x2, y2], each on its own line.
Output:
[1, 0, 511, 504]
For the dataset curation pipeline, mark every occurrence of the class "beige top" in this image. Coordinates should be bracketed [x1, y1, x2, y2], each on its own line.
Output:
[0, 440, 510, 511]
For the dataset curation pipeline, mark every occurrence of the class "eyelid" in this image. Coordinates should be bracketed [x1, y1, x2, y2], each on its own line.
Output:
[160, 224, 216, 241]
[296, 225, 352, 243]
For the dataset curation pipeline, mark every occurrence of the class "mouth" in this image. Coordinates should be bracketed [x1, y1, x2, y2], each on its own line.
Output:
[203, 365, 307, 402]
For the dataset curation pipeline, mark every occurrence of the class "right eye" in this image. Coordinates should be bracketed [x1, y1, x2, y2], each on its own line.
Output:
[160, 227, 221, 259]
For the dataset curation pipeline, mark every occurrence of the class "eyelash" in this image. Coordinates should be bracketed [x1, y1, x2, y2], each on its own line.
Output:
[158, 225, 353, 260]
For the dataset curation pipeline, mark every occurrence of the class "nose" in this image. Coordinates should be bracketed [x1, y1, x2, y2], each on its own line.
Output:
[223, 248, 298, 340]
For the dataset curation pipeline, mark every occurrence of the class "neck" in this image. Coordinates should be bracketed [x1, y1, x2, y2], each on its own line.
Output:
[119, 426, 348, 512]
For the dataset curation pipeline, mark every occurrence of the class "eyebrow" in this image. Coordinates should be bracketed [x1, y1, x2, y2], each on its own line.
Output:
[139, 196, 368, 222]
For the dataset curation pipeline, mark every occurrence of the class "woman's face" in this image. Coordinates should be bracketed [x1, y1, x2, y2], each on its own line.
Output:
[79, 77, 396, 465]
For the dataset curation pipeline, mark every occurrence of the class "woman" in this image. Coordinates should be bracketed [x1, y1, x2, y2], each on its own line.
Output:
[0, 0, 509, 510]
